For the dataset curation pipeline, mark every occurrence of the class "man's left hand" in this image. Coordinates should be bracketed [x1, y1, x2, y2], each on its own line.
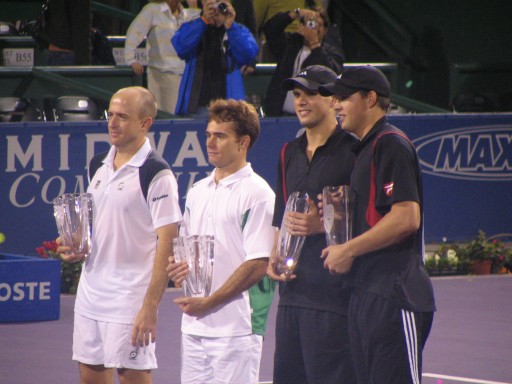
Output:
[174, 297, 211, 317]
[131, 306, 158, 347]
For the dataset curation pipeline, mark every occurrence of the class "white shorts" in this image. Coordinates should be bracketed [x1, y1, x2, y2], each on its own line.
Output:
[181, 333, 263, 384]
[72, 313, 157, 370]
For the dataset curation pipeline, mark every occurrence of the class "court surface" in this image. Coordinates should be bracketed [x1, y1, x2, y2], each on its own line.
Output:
[1, 275, 510, 384]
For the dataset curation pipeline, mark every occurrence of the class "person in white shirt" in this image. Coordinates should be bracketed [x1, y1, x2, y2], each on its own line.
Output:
[167, 99, 276, 384]
[58, 86, 182, 384]
[125, 0, 201, 114]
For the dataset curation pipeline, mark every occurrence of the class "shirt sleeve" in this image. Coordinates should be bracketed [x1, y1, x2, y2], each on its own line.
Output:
[124, 5, 154, 65]
[272, 150, 286, 228]
[242, 198, 276, 261]
[374, 135, 420, 215]
[146, 169, 183, 229]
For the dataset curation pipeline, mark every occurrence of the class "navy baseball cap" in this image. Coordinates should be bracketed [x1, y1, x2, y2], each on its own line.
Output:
[318, 66, 391, 98]
[281, 65, 338, 92]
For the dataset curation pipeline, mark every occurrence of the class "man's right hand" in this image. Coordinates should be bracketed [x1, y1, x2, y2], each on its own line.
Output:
[130, 62, 144, 77]
[167, 255, 190, 285]
[55, 237, 86, 263]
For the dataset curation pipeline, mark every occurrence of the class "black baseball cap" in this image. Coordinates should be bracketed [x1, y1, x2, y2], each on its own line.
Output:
[281, 65, 338, 92]
[318, 66, 391, 98]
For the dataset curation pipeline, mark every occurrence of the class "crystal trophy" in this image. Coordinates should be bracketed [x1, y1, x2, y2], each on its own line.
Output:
[322, 185, 353, 246]
[53, 193, 94, 258]
[173, 235, 215, 297]
[273, 191, 310, 278]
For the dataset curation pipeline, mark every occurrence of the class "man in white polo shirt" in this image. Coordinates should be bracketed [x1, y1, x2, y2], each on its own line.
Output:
[58, 86, 182, 384]
[167, 99, 276, 384]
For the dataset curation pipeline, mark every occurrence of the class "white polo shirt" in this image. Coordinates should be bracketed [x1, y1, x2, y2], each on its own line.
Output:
[75, 138, 182, 323]
[181, 163, 275, 337]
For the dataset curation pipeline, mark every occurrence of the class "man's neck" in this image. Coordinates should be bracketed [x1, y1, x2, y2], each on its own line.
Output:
[304, 118, 338, 160]
[214, 160, 248, 183]
[305, 118, 338, 148]
[113, 139, 145, 171]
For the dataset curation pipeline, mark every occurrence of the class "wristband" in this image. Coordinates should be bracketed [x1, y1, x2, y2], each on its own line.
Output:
[201, 15, 209, 24]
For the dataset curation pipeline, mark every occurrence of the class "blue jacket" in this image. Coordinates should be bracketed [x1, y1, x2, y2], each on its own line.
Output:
[172, 19, 258, 115]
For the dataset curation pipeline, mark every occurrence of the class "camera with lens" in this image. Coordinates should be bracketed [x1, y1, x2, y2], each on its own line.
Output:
[213, 1, 228, 14]
[300, 16, 317, 29]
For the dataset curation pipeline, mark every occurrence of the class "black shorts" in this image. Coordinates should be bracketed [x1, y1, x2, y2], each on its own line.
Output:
[273, 306, 357, 384]
[348, 289, 434, 384]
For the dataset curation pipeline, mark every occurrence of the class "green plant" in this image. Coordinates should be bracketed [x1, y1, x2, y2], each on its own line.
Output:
[36, 240, 82, 294]
[458, 231, 511, 266]
[425, 243, 470, 276]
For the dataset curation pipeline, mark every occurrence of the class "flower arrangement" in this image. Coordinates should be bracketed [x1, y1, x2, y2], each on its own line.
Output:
[457, 231, 512, 273]
[428, 231, 512, 276]
[36, 240, 83, 293]
[425, 243, 470, 276]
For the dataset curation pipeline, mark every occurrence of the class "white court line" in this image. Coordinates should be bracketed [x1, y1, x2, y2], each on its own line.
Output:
[423, 373, 512, 384]
[259, 376, 511, 384]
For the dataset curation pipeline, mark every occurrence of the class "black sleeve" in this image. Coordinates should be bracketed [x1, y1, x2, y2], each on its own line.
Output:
[272, 145, 287, 228]
[70, 0, 92, 64]
[374, 135, 420, 215]
[262, 11, 293, 62]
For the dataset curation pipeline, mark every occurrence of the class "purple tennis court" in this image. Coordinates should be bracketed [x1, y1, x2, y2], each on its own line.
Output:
[1, 275, 511, 384]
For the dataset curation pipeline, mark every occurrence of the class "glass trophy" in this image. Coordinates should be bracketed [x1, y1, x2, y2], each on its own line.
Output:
[53, 193, 94, 258]
[173, 235, 215, 297]
[322, 185, 353, 246]
[273, 191, 310, 278]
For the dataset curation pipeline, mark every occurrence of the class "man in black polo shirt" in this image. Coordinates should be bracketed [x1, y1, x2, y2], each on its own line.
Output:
[319, 66, 436, 383]
[267, 65, 357, 384]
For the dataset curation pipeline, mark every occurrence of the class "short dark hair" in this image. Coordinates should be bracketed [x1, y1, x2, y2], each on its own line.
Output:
[208, 99, 260, 150]
[359, 90, 391, 112]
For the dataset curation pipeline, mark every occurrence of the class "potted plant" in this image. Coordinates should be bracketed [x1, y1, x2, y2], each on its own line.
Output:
[457, 231, 511, 275]
[425, 243, 470, 276]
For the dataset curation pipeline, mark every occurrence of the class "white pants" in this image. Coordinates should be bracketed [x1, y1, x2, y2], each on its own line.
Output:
[181, 333, 263, 384]
[73, 313, 157, 369]
[147, 67, 181, 115]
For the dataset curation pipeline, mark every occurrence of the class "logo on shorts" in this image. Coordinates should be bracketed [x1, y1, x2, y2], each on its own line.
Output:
[129, 350, 138, 360]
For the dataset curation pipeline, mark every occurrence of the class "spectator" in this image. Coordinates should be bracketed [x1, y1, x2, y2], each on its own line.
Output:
[171, 0, 259, 116]
[167, 99, 276, 384]
[125, 0, 201, 115]
[254, 0, 321, 36]
[233, 0, 258, 76]
[57, 86, 182, 384]
[267, 65, 357, 384]
[319, 66, 436, 383]
[262, 8, 344, 116]
[42, 0, 92, 65]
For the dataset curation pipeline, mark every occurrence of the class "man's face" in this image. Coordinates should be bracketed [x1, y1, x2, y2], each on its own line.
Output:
[107, 91, 148, 151]
[293, 86, 333, 128]
[206, 120, 247, 171]
[331, 93, 368, 138]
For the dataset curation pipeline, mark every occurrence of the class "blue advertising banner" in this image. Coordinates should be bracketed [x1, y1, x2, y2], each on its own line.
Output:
[0, 114, 511, 257]
[0, 254, 60, 322]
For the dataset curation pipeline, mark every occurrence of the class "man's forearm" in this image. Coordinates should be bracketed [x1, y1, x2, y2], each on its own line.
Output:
[206, 258, 268, 310]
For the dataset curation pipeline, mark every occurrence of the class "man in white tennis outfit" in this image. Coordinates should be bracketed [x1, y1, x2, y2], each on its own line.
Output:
[167, 99, 276, 384]
[58, 86, 182, 384]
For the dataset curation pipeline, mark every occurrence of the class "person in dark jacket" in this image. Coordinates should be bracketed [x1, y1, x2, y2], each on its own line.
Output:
[42, 0, 92, 65]
[262, 8, 344, 116]
[172, 0, 259, 116]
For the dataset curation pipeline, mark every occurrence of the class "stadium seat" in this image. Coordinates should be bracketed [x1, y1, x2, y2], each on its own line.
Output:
[0, 21, 19, 36]
[0, 97, 44, 122]
[52, 96, 104, 121]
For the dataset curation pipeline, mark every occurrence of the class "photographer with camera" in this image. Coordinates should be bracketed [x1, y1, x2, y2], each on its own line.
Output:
[172, 0, 259, 116]
[262, 7, 344, 116]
